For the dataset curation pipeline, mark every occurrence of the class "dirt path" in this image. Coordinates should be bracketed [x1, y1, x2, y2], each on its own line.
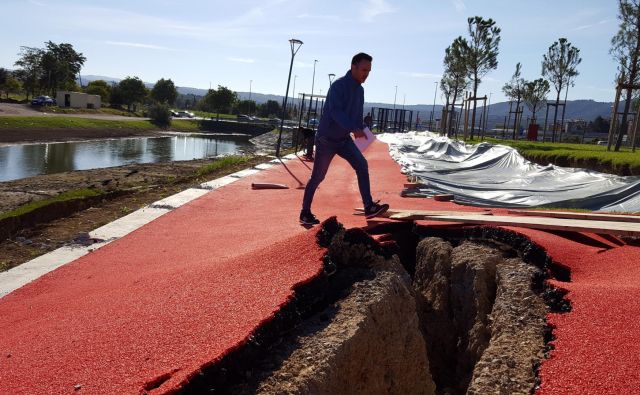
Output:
[0, 102, 147, 120]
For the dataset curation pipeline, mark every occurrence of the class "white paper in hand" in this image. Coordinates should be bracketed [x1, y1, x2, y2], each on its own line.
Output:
[354, 127, 376, 152]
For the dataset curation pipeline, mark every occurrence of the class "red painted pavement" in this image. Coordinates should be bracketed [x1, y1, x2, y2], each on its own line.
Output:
[1, 140, 639, 393]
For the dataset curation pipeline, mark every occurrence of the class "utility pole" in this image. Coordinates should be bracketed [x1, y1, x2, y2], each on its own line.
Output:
[429, 81, 438, 131]
[393, 85, 398, 111]
[249, 79, 252, 115]
[292, 75, 297, 115]
[306, 60, 318, 126]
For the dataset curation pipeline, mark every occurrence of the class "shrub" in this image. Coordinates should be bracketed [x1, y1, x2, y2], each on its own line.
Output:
[148, 102, 171, 128]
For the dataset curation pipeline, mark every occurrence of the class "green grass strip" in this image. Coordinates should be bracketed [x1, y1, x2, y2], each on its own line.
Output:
[0, 116, 156, 130]
[0, 188, 104, 220]
[0, 116, 202, 132]
[195, 155, 252, 178]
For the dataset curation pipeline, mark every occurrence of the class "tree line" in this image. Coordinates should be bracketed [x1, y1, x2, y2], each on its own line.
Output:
[440, 0, 640, 151]
[0, 41, 284, 125]
[439, 16, 581, 143]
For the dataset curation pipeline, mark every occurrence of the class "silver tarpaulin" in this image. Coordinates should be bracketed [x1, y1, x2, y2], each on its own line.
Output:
[379, 132, 640, 213]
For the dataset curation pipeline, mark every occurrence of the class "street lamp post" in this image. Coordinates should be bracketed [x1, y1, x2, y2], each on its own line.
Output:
[276, 38, 303, 157]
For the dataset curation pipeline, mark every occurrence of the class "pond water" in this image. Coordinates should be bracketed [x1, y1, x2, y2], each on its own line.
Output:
[0, 133, 253, 182]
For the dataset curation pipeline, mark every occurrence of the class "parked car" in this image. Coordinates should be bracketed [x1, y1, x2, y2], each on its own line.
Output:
[175, 111, 195, 118]
[31, 95, 56, 106]
[237, 114, 257, 122]
[308, 118, 320, 126]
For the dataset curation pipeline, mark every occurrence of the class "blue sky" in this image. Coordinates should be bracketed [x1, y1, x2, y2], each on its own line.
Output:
[2, 0, 619, 105]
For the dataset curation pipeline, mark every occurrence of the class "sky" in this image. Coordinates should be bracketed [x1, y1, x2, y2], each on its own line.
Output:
[1, 0, 621, 105]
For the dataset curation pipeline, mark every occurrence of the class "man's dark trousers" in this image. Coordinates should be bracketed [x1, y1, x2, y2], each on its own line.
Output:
[302, 136, 373, 211]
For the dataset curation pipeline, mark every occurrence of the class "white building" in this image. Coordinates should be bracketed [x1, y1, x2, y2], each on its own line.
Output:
[56, 91, 101, 109]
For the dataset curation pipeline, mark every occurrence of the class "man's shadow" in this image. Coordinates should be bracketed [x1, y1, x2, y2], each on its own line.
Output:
[276, 157, 307, 190]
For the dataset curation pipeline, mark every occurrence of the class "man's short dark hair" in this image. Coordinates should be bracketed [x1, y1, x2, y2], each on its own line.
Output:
[352, 52, 372, 65]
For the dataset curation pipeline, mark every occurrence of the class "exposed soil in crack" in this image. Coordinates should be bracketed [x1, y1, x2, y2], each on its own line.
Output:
[413, 237, 548, 394]
[179, 219, 567, 395]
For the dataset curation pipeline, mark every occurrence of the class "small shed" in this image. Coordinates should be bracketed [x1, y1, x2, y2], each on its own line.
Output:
[56, 91, 102, 109]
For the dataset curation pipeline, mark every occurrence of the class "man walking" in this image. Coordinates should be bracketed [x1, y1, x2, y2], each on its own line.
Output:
[299, 52, 389, 225]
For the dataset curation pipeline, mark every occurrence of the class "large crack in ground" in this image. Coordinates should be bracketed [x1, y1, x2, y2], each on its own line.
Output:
[178, 219, 571, 395]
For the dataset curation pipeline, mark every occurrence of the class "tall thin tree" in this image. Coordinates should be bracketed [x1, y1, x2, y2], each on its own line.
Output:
[523, 78, 550, 127]
[462, 16, 501, 139]
[611, 0, 640, 151]
[542, 38, 581, 142]
[502, 63, 527, 139]
[442, 37, 469, 137]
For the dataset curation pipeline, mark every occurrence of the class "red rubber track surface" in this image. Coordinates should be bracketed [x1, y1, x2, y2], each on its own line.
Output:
[0, 141, 638, 394]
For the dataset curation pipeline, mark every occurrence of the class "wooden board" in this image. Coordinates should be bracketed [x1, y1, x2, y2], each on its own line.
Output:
[414, 214, 640, 237]
[353, 208, 491, 219]
[507, 209, 640, 223]
[251, 183, 289, 189]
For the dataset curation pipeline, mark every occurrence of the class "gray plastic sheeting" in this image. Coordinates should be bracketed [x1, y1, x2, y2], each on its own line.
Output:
[379, 132, 640, 213]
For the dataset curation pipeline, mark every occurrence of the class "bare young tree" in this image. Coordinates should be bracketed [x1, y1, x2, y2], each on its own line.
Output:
[462, 16, 501, 139]
[523, 78, 550, 125]
[502, 63, 527, 139]
[610, 0, 640, 150]
[442, 37, 469, 137]
[542, 38, 581, 142]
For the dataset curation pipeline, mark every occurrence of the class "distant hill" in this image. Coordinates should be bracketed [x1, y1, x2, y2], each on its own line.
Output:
[80, 75, 616, 124]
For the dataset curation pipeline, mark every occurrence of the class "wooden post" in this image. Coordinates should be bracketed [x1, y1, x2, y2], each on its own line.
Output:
[607, 84, 622, 151]
[542, 104, 550, 143]
[463, 93, 470, 140]
[506, 101, 513, 140]
[632, 102, 640, 153]
[480, 96, 487, 140]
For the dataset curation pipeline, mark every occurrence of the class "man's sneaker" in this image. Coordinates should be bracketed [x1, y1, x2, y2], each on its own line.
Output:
[299, 210, 320, 225]
[364, 202, 389, 219]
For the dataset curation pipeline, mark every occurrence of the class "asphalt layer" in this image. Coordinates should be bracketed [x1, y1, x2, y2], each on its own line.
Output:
[1, 139, 639, 394]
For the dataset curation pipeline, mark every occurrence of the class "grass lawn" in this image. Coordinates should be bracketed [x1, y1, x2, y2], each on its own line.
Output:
[0, 116, 200, 132]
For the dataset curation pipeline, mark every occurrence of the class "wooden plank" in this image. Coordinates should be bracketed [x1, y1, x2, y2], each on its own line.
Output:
[412, 214, 640, 237]
[507, 210, 640, 223]
[353, 208, 491, 219]
[251, 183, 289, 189]
[388, 211, 491, 220]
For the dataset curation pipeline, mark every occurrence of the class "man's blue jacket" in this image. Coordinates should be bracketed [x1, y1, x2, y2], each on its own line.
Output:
[316, 70, 364, 143]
